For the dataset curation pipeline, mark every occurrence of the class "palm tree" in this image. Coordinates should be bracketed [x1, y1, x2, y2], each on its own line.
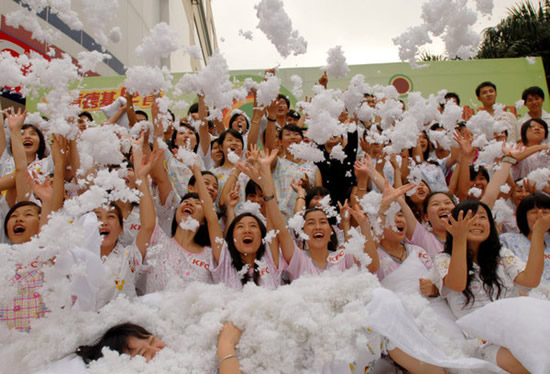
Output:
[477, 0, 550, 85]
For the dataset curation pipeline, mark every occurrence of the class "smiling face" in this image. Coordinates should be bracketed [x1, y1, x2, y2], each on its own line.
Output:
[232, 216, 263, 258]
[222, 133, 243, 159]
[418, 132, 429, 152]
[175, 197, 204, 227]
[188, 174, 218, 202]
[383, 211, 407, 242]
[6, 204, 41, 244]
[280, 129, 303, 151]
[303, 210, 332, 248]
[94, 206, 123, 252]
[512, 183, 529, 207]
[467, 207, 491, 247]
[175, 126, 197, 150]
[478, 86, 497, 108]
[425, 193, 455, 232]
[125, 335, 165, 362]
[470, 173, 488, 196]
[21, 126, 41, 158]
[410, 181, 430, 205]
[525, 94, 544, 115]
[276, 97, 289, 117]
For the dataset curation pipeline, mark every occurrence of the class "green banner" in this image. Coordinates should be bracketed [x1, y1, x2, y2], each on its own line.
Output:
[27, 57, 550, 124]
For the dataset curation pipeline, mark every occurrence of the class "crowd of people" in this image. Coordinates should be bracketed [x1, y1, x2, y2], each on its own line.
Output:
[1, 70, 550, 374]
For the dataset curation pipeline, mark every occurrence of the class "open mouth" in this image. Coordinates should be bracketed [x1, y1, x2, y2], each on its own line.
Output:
[99, 229, 110, 236]
[13, 225, 25, 234]
[23, 140, 34, 147]
[470, 229, 484, 234]
[439, 213, 450, 220]
[313, 232, 325, 239]
[243, 237, 253, 244]
[182, 207, 194, 215]
[395, 226, 404, 233]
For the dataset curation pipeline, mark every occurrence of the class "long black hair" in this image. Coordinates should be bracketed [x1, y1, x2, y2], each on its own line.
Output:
[76, 323, 153, 364]
[4, 201, 41, 237]
[171, 193, 211, 247]
[225, 213, 267, 286]
[444, 200, 504, 307]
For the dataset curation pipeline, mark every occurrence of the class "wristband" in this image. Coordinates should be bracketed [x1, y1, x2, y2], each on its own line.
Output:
[297, 196, 305, 200]
[263, 194, 275, 202]
[502, 156, 517, 165]
[267, 117, 277, 122]
[357, 187, 367, 191]
[219, 354, 237, 365]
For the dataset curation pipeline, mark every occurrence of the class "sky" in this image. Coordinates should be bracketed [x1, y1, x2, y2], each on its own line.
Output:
[211, 0, 521, 71]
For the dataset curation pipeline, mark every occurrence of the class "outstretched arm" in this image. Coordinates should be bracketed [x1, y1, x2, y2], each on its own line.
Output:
[6, 108, 31, 202]
[134, 134, 162, 258]
[442, 210, 473, 292]
[191, 163, 224, 263]
[514, 213, 550, 288]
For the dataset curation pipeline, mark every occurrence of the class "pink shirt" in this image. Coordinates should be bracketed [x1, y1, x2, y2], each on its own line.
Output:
[286, 244, 356, 280]
[144, 225, 213, 293]
[211, 243, 283, 290]
[408, 223, 444, 258]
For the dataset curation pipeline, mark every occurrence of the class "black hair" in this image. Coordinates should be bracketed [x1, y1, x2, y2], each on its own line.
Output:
[429, 122, 443, 131]
[278, 123, 304, 140]
[218, 129, 244, 166]
[4, 201, 41, 237]
[225, 213, 267, 285]
[20, 124, 46, 160]
[135, 110, 149, 121]
[188, 170, 217, 188]
[170, 193, 211, 247]
[277, 94, 290, 109]
[245, 179, 262, 197]
[521, 86, 545, 102]
[286, 109, 301, 120]
[109, 203, 124, 229]
[475, 81, 496, 97]
[229, 112, 250, 134]
[305, 186, 330, 209]
[303, 208, 339, 251]
[520, 118, 548, 145]
[444, 200, 504, 307]
[169, 122, 200, 153]
[167, 109, 175, 122]
[469, 165, 490, 183]
[187, 102, 199, 115]
[76, 323, 152, 364]
[444, 92, 461, 106]
[79, 111, 93, 122]
[516, 193, 550, 236]
[423, 191, 457, 217]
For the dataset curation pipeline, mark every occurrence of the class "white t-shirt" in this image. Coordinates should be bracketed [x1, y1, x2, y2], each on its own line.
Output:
[143, 224, 213, 293]
[210, 242, 283, 290]
[434, 247, 527, 319]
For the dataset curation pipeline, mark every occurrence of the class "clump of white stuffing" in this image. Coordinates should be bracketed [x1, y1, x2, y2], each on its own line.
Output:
[135, 22, 181, 67]
[526, 168, 550, 190]
[256, 73, 281, 107]
[254, 0, 307, 58]
[179, 217, 200, 231]
[238, 29, 254, 40]
[323, 46, 349, 79]
[468, 187, 483, 198]
[288, 142, 325, 163]
[290, 74, 303, 98]
[329, 144, 347, 162]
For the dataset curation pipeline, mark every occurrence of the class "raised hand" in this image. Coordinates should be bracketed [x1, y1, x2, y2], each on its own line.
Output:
[443, 209, 474, 239]
[318, 71, 328, 88]
[6, 107, 27, 132]
[453, 130, 474, 156]
[381, 179, 415, 208]
[290, 178, 305, 195]
[419, 278, 438, 297]
[27, 171, 52, 203]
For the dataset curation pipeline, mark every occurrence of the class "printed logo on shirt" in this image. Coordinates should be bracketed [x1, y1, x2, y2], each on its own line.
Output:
[191, 258, 210, 270]
[129, 223, 142, 231]
[328, 250, 346, 263]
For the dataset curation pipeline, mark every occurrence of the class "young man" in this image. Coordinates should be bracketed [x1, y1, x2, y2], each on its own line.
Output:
[519, 86, 550, 143]
[475, 81, 519, 142]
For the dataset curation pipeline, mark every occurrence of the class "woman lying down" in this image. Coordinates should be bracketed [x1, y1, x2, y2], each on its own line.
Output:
[37, 288, 502, 374]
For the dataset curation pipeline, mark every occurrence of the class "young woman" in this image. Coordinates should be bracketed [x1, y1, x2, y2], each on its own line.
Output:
[76, 322, 242, 373]
[90, 136, 159, 307]
[435, 200, 548, 373]
[144, 163, 223, 293]
[512, 118, 550, 180]
[214, 129, 249, 208]
[239, 149, 447, 374]
[500, 193, 550, 283]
